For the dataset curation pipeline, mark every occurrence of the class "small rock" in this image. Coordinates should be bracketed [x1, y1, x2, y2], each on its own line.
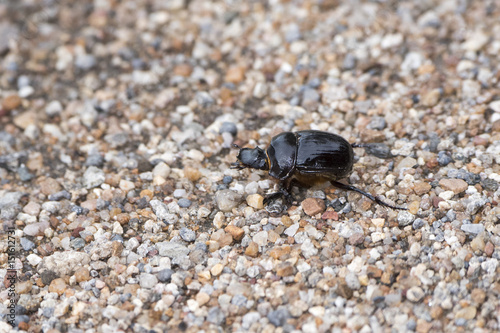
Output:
[245, 241, 259, 257]
[23, 201, 41, 216]
[421, 89, 441, 107]
[216, 189, 243, 212]
[207, 306, 225, 325]
[267, 307, 290, 327]
[437, 151, 453, 166]
[211, 264, 224, 276]
[178, 198, 191, 208]
[398, 211, 415, 227]
[173, 189, 187, 198]
[406, 286, 425, 302]
[158, 268, 174, 282]
[153, 162, 170, 179]
[225, 225, 245, 241]
[455, 306, 477, 320]
[45, 101, 63, 116]
[20, 238, 35, 251]
[119, 179, 135, 192]
[40, 178, 62, 196]
[49, 278, 67, 295]
[156, 241, 190, 259]
[413, 182, 432, 195]
[83, 167, 105, 189]
[184, 167, 202, 182]
[74, 267, 90, 283]
[225, 66, 245, 83]
[219, 122, 238, 136]
[301, 198, 326, 216]
[461, 224, 485, 235]
[139, 273, 158, 289]
[246, 194, 264, 209]
[2, 94, 22, 111]
[180, 227, 196, 242]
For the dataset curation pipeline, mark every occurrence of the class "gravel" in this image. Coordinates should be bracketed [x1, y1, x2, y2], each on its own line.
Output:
[1, 0, 500, 332]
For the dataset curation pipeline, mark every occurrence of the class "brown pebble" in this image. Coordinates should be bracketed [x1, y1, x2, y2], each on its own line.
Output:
[39, 177, 62, 196]
[416, 318, 432, 333]
[439, 179, 468, 194]
[421, 89, 441, 107]
[473, 136, 488, 146]
[224, 225, 245, 241]
[74, 267, 90, 283]
[16, 280, 32, 294]
[430, 305, 443, 319]
[112, 241, 124, 257]
[184, 167, 202, 182]
[455, 306, 477, 320]
[349, 233, 365, 246]
[245, 241, 259, 257]
[471, 288, 486, 305]
[413, 181, 432, 196]
[123, 284, 140, 296]
[484, 241, 494, 257]
[173, 64, 192, 77]
[366, 266, 382, 278]
[71, 227, 84, 238]
[321, 210, 338, 220]
[225, 66, 246, 83]
[140, 189, 153, 199]
[336, 279, 353, 299]
[116, 213, 130, 225]
[37, 243, 54, 256]
[269, 246, 291, 260]
[301, 198, 326, 216]
[2, 94, 22, 111]
[18, 322, 29, 331]
[49, 278, 67, 295]
[276, 261, 295, 277]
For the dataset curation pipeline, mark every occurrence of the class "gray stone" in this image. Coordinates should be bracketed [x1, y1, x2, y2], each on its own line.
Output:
[207, 306, 225, 325]
[0, 191, 24, 210]
[180, 227, 196, 242]
[156, 241, 190, 259]
[139, 273, 158, 289]
[461, 223, 485, 235]
[398, 211, 415, 227]
[215, 189, 243, 212]
[157, 268, 174, 283]
[83, 166, 105, 189]
[20, 238, 35, 251]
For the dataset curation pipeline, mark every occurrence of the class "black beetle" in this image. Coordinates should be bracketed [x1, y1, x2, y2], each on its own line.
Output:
[231, 130, 406, 210]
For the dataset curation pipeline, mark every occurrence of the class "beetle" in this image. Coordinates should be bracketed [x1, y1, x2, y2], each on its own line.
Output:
[231, 130, 406, 210]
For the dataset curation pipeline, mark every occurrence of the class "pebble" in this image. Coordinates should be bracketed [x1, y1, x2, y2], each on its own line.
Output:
[23, 201, 41, 216]
[180, 227, 196, 242]
[219, 122, 238, 136]
[398, 211, 415, 227]
[406, 286, 425, 302]
[2, 94, 22, 111]
[20, 238, 35, 251]
[83, 167, 105, 189]
[47, 190, 71, 201]
[461, 224, 485, 235]
[158, 268, 174, 283]
[156, 241, 190, 260]
[246, 194, 264, 209]
[139, 273, 158, 289]
[40, 178, 62, 196]
[215, 189, 243, 212]
[178, 198, 191, 208]
[225, 225, 245, 241]
[48, 278, 67, 295]
[301, 198, 326, 216]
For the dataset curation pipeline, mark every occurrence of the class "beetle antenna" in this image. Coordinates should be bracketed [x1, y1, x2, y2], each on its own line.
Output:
[330, 180, 407, 210]
[351, 143, 368, 148]
[232, 143, 241, 149]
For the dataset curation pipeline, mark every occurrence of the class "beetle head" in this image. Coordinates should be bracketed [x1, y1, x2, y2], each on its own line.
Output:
[231, 147, 269, 171]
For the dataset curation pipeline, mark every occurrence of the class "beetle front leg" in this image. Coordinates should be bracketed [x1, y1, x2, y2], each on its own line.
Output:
[263, 179, 294, 205]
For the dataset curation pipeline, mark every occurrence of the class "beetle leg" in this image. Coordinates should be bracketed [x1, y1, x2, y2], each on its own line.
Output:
[264, 180, 294, 205]
[330, 180, 407, 210]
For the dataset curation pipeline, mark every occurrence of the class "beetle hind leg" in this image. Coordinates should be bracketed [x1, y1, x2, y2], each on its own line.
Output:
[330, 180, 407, 210]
